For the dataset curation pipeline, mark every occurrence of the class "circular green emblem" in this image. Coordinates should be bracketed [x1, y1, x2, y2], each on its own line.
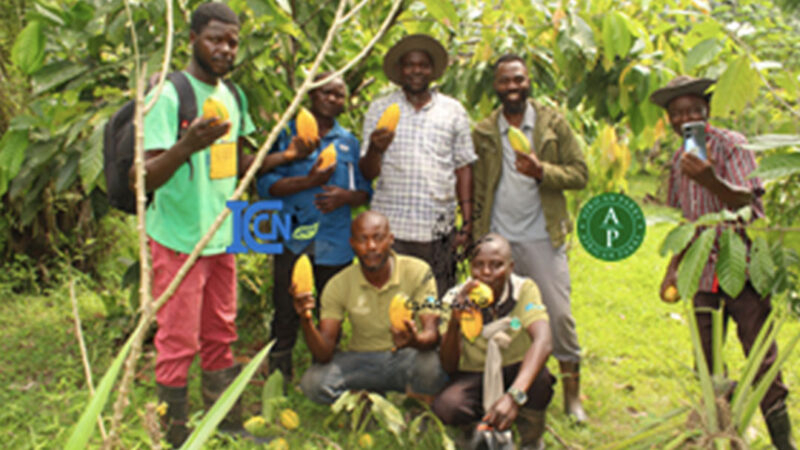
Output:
[577, 193, 645, 261]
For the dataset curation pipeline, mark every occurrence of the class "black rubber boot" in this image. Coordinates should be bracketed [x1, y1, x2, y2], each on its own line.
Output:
[156, 383, 190, 448]
[517, 407, 546, 450]
[766, 402, 796, 450]
[559, 360, 588, 424]
[201, 365, 271, 443]
[267, 348, 293, 381]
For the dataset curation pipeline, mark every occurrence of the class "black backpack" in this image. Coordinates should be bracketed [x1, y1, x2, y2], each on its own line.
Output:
[103, 71, 243, 214]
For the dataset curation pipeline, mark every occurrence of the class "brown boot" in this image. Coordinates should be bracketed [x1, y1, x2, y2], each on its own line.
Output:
[156, 383, 190, 448]
[766, 402, 796, 450]
[559, 361, 588, 424]
[516, 407, 546, 450]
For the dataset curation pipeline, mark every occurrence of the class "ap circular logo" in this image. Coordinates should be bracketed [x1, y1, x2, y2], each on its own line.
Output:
[577, 193, 645, 261]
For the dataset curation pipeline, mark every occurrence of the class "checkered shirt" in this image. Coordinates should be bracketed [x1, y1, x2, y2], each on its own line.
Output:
[361, 90, 477, 241]
[667, 125, 764, 292]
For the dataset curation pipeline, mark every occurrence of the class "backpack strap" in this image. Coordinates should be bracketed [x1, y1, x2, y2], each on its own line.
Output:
[166, 71, 197, 179]
[221, 78, 245, 134]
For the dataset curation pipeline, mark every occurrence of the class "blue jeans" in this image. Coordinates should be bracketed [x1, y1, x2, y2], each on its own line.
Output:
[300, 348, 448, 404]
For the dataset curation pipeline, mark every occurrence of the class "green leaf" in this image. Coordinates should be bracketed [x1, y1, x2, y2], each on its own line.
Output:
[0, 130, 30, 197]
[677, 228, 716, 300]
[80, 126, 104, 192]
[32, 61, 89, 96]
[711, 55, 760, 117]
[420, 0, 458, 29]
[749, 236, 776, 296]
[65, 337, 133, 449]
[55, 154, 80, 193]
[660, 223, 695, 257]
[716, 228, 747, 298]
[261, 370, 285, 421]
[744, 134, 800, 152]
[367, 392, 405, 442]
[748, 153, 800, 181]
[602, 12, 632, 64]
[181, 340, 274, 450]
[11, 20, 46, 75]
[684, 38, 722, 73]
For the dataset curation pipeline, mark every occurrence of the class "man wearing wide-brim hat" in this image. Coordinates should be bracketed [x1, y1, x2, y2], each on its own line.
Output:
[651, 75, 794, 450]
[359, 34, 477, 299]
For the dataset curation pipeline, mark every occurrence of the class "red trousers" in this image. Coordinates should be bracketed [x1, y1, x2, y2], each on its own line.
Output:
[151, 240, 238, 387]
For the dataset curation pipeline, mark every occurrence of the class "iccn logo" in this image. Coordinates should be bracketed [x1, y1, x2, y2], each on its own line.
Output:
[226, 200, 291, 254]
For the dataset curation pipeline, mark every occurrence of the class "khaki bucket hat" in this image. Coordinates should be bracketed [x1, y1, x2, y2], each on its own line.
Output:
[382, 34, 448, 85]
[650, 75, 715, 109]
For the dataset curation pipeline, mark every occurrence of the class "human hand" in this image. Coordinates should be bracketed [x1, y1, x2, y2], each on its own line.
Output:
[369, 128, 395, 153]
[483, 394, 519, 431]
[289, 282, 315, 318]
[680, 153, 716, 187]
[450, 279, 480, 322]
[307, 157, 335, 186]
[391, 319, 419, 350]
[452, 226, 472, 255]
[315, 185, 350, 213]
[182, 117, 230, 153]
[514, 150, 543, 180]
[285, 135, 319, 161]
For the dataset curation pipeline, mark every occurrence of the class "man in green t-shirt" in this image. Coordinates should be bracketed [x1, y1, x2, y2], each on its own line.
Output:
[131, 3, 311, 446]
[293, 211, 448, 404]
[433, 233, 554, 449]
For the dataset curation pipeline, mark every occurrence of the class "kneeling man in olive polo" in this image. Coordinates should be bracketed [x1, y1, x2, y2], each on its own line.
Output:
[293, 210, 447, 404]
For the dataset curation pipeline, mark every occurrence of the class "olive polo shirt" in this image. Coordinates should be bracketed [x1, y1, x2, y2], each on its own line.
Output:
[320, 252, 438, 352]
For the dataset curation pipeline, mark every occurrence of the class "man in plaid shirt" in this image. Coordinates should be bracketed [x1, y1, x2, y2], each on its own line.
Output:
[360, 34, 477, 297]
[651, 75, 793, 449]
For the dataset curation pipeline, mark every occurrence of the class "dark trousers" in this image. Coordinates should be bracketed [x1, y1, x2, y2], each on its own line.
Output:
[694, 282, 789, 414]
[432, 363, 555, 425]
[270, 250, 347, 354]
[393, 231, 455, 298]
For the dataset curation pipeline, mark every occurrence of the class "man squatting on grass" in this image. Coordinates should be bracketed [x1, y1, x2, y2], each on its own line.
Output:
[434, 233, 554, 450]
[292, 211, 448, 403]
[134, 3, 305, 446]
[652, 75, 794, 449]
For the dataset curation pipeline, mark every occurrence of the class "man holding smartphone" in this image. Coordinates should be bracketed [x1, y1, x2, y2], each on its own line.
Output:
[650, 75, 793, 449]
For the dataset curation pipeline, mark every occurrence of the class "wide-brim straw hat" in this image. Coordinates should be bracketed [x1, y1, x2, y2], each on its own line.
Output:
[650, 75, 715, 109]
[383, 34, 448, 85]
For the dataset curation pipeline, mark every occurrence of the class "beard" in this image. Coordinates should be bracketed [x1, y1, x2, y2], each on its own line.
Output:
[497, 87, 530, 114]
[194, 43, 232, 77]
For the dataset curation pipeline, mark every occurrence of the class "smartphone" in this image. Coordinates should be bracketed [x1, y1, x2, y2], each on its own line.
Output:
[682, 121, 707, 160]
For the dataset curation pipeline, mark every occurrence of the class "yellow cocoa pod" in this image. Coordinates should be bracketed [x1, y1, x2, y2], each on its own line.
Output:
[268, 438, 289, 450]
[359, 433, 374, 448]
[508, 126, 530, 154]
[662, 285, 680, 303]
[279, 408, 300, 430]
[376, 103, 400, 132]
[316, 143, 337, 171]
[460, 308, 483, 342]
[202, 97, 229, 125]
[243, 416, 268, 436]
[292, 254, 314, 319]
[388, 293, 413, 331]
[469, 281, 494, 308]
[296, 107, 318, 143]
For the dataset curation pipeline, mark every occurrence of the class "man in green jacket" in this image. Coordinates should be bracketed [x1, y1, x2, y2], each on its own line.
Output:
[471, 54, 589, 423]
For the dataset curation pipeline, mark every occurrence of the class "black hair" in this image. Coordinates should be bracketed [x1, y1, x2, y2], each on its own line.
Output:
[492, 53, 526, 72]
[190, 2, 239, 34]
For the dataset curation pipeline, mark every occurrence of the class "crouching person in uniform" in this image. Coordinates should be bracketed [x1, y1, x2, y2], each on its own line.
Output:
[292, 211, 448, 403]
[433, 233, 554, 449]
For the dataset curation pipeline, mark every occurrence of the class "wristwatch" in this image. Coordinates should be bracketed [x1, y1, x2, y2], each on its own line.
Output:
[507, 386, 528, 406]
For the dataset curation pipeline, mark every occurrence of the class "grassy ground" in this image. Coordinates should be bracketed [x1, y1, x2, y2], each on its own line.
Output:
[2, 174, 799, 448]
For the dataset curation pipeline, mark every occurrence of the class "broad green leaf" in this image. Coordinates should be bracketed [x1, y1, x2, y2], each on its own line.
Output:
[33, 61, 90, 95]
[731, 310, 782, 424]
[749, 236, 776, 296]
[0, 130, 30, 197]
[420, 0, 457, 29]
[11, 20, 45, 75]
[660, 223, 695, 256]
[602, 12, 631, 65]
[80, 126, 104, 192]
[716, 228, 747, 298]
[711, 56, 760, 117]
[55, 154, 80, 193]
[65, 336, 133, 449]
[367, 392, 405, 441]
[684, 38, 722, 73]
[261, 370, 285, 421]
[744, 134, 800, 152]
[181, 340, 274, 450]
[677, 228, 716, 300]
[687, 301, 718, 431]
[748, 153, 800, 181]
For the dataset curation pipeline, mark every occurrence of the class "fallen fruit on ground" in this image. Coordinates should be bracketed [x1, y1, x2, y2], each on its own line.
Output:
[359, 433, 374, 448]
[279, 408, 300, 430]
